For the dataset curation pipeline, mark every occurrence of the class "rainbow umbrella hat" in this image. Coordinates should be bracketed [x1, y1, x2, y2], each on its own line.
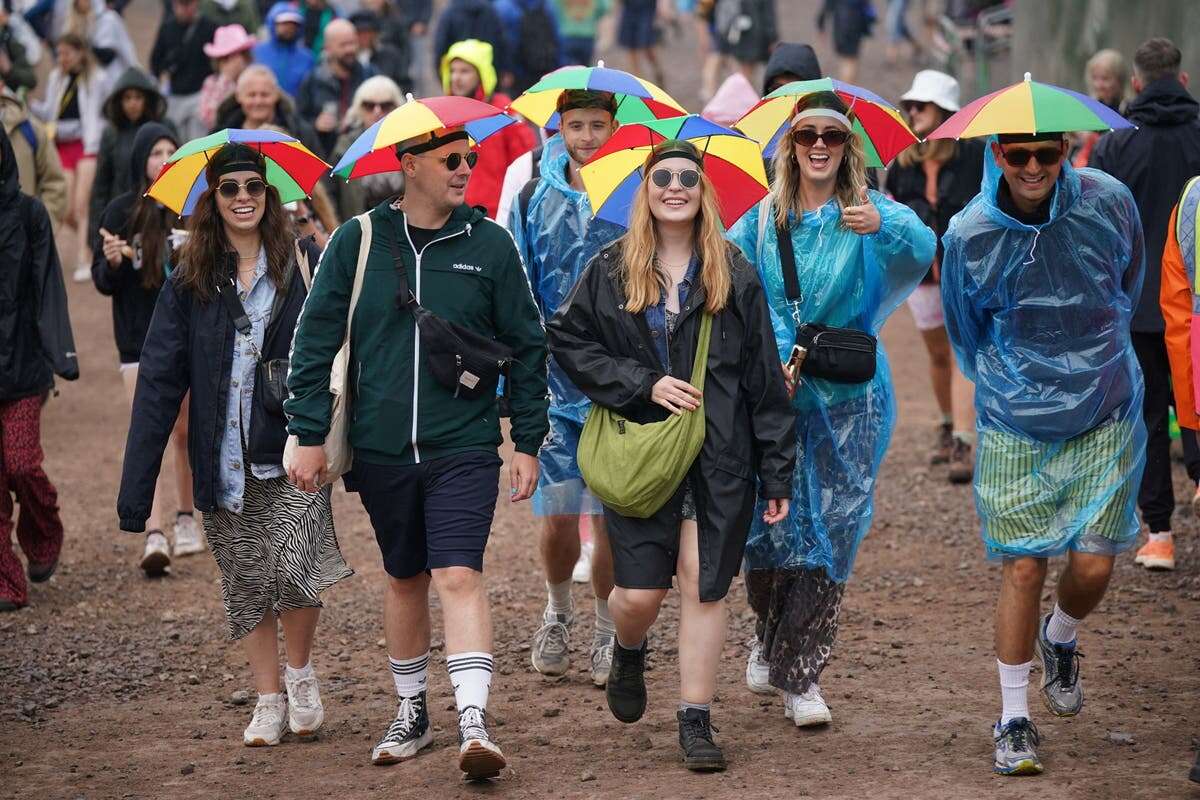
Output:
[736, 77, 918, 168]
[580, 115, 768, 230]
[508, 62, 686, 130]
[332, 94, 518, 180]
[927, 72, 1134, 139]
[147, 128, 330, 216]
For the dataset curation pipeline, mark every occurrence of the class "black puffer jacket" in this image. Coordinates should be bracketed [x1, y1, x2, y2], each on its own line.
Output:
[117, 240, 319, 531]
[0, 126, 78, 402]
[91, 122, 179, 363]
[547, 241, 795, 601]
[1090, 77, 1200, 333]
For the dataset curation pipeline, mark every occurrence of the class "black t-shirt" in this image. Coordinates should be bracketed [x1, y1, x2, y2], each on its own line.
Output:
[407, 224, 440, 252]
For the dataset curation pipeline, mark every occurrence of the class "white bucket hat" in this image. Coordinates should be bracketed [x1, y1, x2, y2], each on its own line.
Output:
[901, 70, 961, 113]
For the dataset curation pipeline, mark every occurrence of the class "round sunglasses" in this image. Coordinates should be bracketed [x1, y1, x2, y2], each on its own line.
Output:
[216, 178, 267, 199]
[416, 150, 478, 171]
[792, 128, 850, 148]
[649, 167, 700, 189]
[998, 145, 1064, 168]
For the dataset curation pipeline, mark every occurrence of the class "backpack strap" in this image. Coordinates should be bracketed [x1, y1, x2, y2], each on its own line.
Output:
[517, 176, 539, 225]
[17, 119, 37, 154]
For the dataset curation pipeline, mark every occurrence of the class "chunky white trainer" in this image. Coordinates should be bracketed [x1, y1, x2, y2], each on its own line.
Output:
[139, 530, 171, 576]
[285, 671, 324, 736]
[244, 694, 288, 746]
[572, 540, 594, 583]
[784, 686, 832, 727]
[172, 514, 205, 556]
[745, 640, 773, 695]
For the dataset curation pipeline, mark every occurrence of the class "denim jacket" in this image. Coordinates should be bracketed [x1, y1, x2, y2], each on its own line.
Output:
[644, 255, 699, 371]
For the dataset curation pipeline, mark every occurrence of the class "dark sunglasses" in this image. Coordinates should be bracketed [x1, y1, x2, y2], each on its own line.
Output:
[418, 150, 478, 171]
[649, 168, 700, 189]
[791, 128, 850, 148]
[360, 100, 396, 113]
[903, 100, 930, 114]
[998, 144, 1064, 168]
[216, 178, 267, 199]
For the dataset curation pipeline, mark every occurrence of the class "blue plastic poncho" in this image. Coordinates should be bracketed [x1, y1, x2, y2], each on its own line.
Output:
[941, 151, 1147, 560]
[728, 191, 935, 582]
[510, 136, 624, 516]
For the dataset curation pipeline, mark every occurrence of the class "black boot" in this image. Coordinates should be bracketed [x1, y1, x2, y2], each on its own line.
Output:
[677, 708, 725, 772]
[605, 640, 647, 723]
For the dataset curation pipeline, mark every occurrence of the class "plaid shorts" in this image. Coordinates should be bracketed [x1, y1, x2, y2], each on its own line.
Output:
[974, 418, 1141, 560]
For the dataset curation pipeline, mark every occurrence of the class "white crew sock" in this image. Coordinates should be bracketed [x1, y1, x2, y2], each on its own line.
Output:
[594, 597, 616, 637]
[952, 430, 976, 446]
[389, 651, 430, 698]
[446, 651, 493, 711]
[285, 661, 314, 681]
[1045, 603, 1080, 646]
[997, 660, 1032, 725]
[547, 579, 573, 616]
[1148, 531, 1173, 544]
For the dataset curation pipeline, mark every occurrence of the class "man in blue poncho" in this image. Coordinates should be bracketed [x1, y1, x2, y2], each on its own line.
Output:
[509, 89, 624, 687]
[941, 131, 1146, 776]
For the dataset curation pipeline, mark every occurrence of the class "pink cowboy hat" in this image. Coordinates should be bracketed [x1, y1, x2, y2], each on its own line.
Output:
[204, 24, 257, 59]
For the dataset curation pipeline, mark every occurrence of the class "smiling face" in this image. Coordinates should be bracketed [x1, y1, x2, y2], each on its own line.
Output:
[646, 156, 702, 225]
[903, 100, 945, 138]
[791, 120, 848, 187]
[145, 138, 177, 182]
[990, 138, 1067, 213]
[237, 74, 279, 126]
[215, 169, 267, 234]
[560, 107, 616, 168]
[403, 138, 474, 214]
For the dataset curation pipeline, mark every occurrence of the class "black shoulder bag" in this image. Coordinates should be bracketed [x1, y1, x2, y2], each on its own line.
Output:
[778, 221, 877, 384]
[388, 234, 513, 401]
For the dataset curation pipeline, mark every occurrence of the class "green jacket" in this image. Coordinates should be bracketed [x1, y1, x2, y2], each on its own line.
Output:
[286, 202, 549, 465]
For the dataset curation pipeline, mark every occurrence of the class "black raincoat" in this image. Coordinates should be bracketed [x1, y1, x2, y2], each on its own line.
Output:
[0, 126, 78, 402]
[547, 241, 795, 601]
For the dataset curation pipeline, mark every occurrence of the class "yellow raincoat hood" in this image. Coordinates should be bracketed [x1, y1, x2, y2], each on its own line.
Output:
[441, 39, 498, 99]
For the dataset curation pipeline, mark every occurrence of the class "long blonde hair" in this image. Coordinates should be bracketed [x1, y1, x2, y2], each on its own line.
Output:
[620, 141, 731, 316]
[771, 92, 868, 229]
[895, 103, 957, 168]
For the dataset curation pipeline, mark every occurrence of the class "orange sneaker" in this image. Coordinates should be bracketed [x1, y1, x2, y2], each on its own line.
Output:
[1134, 537, 1175, 570]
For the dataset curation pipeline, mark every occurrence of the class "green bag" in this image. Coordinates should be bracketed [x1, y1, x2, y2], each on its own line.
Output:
[578, 312, 712, 518]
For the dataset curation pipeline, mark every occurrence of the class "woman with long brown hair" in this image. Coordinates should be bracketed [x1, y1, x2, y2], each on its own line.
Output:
[548, 139, 795, 771]
[92, 122, 202, 576]
[117, 143, 352, 749]
[728, 91, 935, 732]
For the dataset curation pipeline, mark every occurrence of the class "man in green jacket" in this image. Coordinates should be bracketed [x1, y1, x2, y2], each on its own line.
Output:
[285, 127, 548, 779]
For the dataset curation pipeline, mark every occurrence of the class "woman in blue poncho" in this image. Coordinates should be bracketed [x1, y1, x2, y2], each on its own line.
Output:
[728, 92, 935, 729]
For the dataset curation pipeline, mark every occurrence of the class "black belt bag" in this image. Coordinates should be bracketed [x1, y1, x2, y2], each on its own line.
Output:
[777, 218, 877, 385]
[389, 234, 513, 401]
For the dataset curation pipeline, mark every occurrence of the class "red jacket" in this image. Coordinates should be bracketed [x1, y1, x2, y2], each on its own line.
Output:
[467, 90, 537, 219]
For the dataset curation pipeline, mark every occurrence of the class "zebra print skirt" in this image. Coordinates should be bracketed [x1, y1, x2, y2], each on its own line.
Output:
[203, 474, 353, 640]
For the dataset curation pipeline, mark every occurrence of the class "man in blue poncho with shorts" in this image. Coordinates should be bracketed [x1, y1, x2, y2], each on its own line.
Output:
[941, 131, 1145, 776]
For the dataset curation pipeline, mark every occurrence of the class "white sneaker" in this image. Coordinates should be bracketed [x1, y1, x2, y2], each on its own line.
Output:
[572, 540, 594, 584]
[72, 265, 91, 283]
[784, 686, 832, 727]
[244, 694, 288, 746]
[745, 640, 773, 695]
[139, 530, 171, 576]
[172, 514, 205, 556]
[284, 670, 324, 736]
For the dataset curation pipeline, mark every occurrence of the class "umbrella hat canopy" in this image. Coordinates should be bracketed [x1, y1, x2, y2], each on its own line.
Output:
[509, 62, 686, 130]
[736, 77, 918, 168]
[928, 73, 1135, 139]
[331, 94, 518, 180]
[147, 128, 330, 216]
[579, 115, 768, 229]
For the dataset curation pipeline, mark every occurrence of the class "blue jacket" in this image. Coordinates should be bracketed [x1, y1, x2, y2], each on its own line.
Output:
[254, 2, 317, 98]
[493, 0, 563, 83]
[509, 137, 622, 423]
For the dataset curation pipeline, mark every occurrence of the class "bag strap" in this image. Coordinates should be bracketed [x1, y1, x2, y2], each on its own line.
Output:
[387, 223, 417, 310]
[345, 212, 372, 339]
[687, 312, 714, 390]
[777, 217, 801, 301]
[295, 240, 313, 290]
[218, 280, 252, 337]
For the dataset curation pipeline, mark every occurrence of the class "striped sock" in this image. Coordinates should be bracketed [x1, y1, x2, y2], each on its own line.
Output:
[446, 651, 493, 711]
[389, 652, 429, 698]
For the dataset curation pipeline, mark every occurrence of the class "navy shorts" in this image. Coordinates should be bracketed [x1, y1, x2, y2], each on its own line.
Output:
[345, 451, 502, 579]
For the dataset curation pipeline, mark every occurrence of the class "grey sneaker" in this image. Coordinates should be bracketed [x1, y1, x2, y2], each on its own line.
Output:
[992, 717, 1043, 775]
[1036, 614, 1084, 717]
[590, 632, 614, 687]
[531, 606, 572, 676]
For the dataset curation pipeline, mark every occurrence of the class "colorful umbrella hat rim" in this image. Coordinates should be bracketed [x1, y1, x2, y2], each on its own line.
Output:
[927, 72, 1135, 139]
[508, 61, 685, 128]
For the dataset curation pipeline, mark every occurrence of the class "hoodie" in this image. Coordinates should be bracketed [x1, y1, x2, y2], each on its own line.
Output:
[1090, 78, 1200, 332]
[433, 0, 509, 79]
[440, 39, 537, 218]
[762, 42, 821, 94]
[0, 126, 78, 401]
[89, 68, 176, 243]
[253, 2, 316, 97]
[91, 122, 180, 364]
[0, 91, 67, 222]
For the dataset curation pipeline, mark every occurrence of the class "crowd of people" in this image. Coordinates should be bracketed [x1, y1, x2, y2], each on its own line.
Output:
[1, 0, 1199, 790]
